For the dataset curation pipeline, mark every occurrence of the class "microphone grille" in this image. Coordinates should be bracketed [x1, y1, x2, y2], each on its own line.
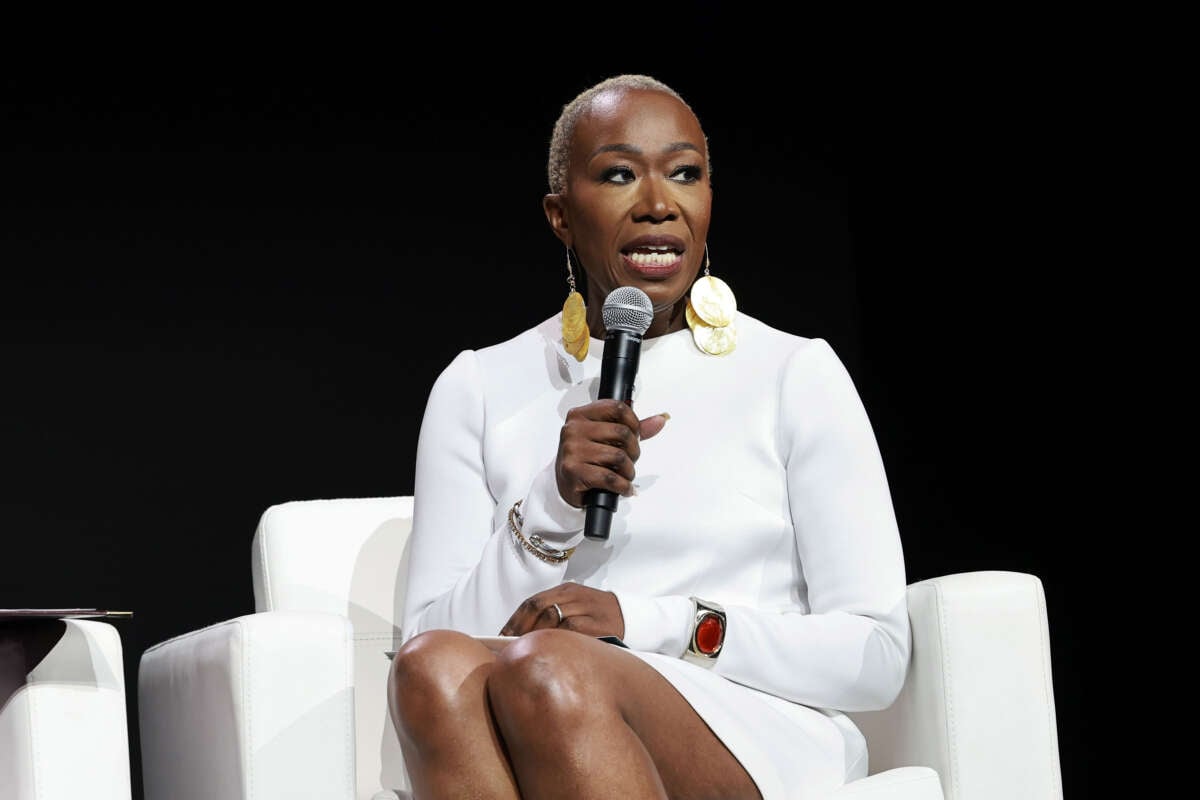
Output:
[602, 287, 654, 334]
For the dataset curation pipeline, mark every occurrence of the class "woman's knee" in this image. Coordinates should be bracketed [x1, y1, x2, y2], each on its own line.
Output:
[388, 630, 495, 735]
[487, 629, 606, 730]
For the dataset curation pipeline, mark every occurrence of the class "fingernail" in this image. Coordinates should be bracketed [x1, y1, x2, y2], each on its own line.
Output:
[659, 412, 671, 421]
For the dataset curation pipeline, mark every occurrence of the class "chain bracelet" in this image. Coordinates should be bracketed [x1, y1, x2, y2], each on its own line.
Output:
[508, 500, 576, 564]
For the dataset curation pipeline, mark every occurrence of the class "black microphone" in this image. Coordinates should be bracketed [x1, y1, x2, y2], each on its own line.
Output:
[584, 286, 654, 541]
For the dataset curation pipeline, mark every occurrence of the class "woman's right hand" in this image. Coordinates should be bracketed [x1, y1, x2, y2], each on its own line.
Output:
[555, 399, 668, 508]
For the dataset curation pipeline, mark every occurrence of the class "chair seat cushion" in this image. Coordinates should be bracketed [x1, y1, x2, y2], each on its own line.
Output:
[827, 767, 943, 799]
[377, 767, 943, 800]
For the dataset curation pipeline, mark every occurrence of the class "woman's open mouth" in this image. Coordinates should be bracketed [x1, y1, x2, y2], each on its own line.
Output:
[621, 238, 685, 278]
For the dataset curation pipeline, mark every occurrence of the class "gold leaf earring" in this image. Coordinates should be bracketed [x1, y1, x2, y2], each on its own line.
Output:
[561, 250, 590, 361]
[685, 245, 738, 356]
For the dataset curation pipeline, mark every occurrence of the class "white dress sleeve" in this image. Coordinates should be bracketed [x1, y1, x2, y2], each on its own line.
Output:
[399, 349, 586, 642]
[616, 338, 911, 713]
[719, 338, 911, 711]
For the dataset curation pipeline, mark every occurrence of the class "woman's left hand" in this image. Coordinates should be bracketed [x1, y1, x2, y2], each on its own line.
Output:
[500, 581, 625, 638]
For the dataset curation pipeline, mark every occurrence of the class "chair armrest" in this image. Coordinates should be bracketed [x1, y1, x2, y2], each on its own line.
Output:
[137, 611, 355, 800]
[848, 571, 1063, 800]
[1, 619, 132, 800]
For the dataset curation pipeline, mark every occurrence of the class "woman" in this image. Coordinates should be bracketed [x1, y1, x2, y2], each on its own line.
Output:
[388, 74, 911, 800]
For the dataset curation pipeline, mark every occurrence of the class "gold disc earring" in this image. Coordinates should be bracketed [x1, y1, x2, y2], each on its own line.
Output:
[561, 250, 590, 361]
[686, 246, 738, 356]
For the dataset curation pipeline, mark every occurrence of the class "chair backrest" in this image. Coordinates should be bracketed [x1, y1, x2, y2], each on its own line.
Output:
[251, 496, 415, 800]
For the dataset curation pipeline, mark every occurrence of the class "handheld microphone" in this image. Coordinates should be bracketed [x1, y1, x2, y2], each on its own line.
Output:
[584, 286, 654, 541]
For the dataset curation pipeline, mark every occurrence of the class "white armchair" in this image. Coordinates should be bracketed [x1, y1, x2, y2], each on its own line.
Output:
[2, 618, 134, 799]
[137, 497, 1063, 800]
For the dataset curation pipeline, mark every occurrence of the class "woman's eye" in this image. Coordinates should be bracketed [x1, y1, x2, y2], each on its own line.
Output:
[670, 165, 703, 183]
[601, 166, 636, 184]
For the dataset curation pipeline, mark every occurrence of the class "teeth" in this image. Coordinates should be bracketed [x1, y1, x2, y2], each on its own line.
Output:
[628, 251, 679, 266]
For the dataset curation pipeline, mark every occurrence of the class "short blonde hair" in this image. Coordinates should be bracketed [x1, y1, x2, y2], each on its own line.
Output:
[546, 74, 712, 194]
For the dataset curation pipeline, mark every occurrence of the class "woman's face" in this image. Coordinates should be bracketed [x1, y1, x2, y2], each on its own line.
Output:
[545, 88, 712, 337]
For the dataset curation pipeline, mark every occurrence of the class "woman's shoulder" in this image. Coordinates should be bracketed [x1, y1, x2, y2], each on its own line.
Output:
[736, 312, 837, 363]
[730, 315, 863, 400]
[472, 314, 559, 362]
[428, 315, 563, 399]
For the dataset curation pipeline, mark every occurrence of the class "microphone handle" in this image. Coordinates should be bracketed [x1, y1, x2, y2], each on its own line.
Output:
[584, 331, 642, 541]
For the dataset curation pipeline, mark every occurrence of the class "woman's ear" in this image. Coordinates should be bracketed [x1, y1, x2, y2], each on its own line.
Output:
[543, 193, 571, 247]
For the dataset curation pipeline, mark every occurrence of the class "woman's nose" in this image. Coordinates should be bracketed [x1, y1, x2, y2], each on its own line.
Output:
[632, 176, 678, 222]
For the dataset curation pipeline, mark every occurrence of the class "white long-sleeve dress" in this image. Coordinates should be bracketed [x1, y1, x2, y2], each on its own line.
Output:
[400, 310, 911, 799]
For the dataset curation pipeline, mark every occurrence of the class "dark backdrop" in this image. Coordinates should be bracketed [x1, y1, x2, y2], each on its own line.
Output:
[3, 26, 1097, 799]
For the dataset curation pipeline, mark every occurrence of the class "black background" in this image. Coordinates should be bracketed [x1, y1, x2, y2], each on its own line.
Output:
[3, 17, 1101, 798]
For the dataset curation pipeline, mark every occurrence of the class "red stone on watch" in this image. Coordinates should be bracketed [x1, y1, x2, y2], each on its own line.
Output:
[695, 613, 724, 654]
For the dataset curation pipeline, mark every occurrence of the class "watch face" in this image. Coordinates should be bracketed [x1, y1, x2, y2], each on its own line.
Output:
[686, 597, 726, 666]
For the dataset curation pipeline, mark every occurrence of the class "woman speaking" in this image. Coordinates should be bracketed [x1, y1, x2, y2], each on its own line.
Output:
[387, 74, 911, 800]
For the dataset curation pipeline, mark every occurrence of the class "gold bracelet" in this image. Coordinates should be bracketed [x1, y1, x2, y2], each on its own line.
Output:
[508, 500, 577, 564]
